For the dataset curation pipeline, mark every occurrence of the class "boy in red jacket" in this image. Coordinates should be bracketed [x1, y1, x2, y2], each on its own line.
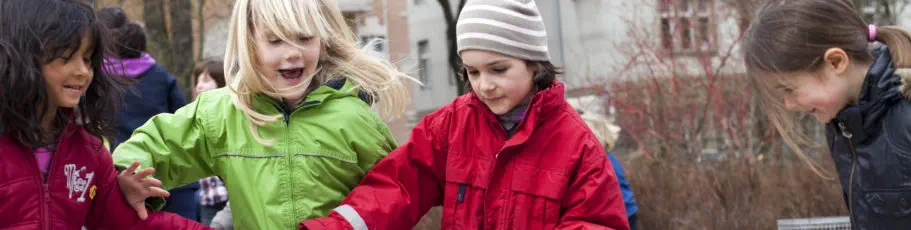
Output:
[301, 0, 629, 229]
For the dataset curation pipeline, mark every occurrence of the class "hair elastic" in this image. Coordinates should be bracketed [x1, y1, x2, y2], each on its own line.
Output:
[868, 24, 877, 42]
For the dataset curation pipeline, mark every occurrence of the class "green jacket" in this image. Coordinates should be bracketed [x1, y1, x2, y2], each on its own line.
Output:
[113, 79, 397, 230]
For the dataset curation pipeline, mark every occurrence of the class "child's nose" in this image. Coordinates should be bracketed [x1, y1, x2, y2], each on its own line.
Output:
[74, 61, 92, 78]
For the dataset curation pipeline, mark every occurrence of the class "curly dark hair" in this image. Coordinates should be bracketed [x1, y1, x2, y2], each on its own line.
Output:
[0, 0, 122, 147]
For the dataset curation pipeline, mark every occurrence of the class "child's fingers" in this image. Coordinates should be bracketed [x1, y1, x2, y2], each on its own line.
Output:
[120, 161, 141, 177]
[148, 187, 170, 198]
[133, 167, 156, 180]
[131, 201, 149, 220]
[140, 178, 163, 187]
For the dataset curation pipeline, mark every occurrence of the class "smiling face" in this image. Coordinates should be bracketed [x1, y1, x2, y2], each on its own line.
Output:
[763, 48, 870, 123]
[254, 27, 322, 106]
[461, 49, 536, 115]
[773, 70, 856, 123]
[41, 33, 94, 110]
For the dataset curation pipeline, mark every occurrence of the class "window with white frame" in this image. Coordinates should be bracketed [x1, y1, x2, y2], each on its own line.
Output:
[418, 40, 431, 90]
[360, 35, 386, 55]
[660, 0, 715, 54]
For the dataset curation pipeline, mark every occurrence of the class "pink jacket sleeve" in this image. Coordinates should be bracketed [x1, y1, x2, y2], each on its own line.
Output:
[555, 142, 630, 230]
[85, 147, 211, 230]
[300, 113, 449, 230]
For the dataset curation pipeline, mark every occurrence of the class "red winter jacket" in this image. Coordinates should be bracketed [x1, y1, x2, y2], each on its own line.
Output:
[301, 82, 629, 230]
[0, 121, 210, 230]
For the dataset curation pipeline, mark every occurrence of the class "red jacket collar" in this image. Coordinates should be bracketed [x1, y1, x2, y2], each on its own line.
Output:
[468, 81, 567, 122]
[467, 81, 568, 147]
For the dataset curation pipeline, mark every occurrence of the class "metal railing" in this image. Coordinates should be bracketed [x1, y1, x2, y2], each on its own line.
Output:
[777, 216, 851, 230]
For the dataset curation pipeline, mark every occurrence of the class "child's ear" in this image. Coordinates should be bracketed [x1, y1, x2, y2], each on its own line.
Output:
[526, 62, 538, 80]
[823, 48, 851, 75]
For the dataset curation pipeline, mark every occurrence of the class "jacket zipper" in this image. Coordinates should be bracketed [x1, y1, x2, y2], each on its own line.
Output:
[277, 101, 294, 225]
[34, 147, 59, 230]
[43, 184, 50, 230]
[44, 143, 62, 230]
[274, 101, 292, 127]
[275, 99, 317, 226]
[479, 138, 514, 229]
[479, 155, 497, 230]
[839, 122, 857, 228]
[478, 101, 535, 229]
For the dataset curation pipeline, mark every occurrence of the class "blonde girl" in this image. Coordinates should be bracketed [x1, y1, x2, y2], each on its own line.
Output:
[113, 0, 413, 229]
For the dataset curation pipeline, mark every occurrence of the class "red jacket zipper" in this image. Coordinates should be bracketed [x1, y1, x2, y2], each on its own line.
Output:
[34, 140, 64, 230]
[29, 151, 52, 230]
[43, 184, 50, 230]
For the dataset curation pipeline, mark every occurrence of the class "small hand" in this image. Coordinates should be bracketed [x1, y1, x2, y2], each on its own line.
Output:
[117, 161, 170, 220]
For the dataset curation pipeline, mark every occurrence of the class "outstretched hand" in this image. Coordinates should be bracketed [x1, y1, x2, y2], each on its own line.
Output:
[117, 161, 170, 220]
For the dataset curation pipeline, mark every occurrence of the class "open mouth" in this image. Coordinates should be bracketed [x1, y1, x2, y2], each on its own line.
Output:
[279, 68, 304, 80]
[64, 84, 85, 91]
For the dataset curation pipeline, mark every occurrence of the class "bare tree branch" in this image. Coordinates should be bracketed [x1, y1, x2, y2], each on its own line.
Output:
[437, 0, 468, 95]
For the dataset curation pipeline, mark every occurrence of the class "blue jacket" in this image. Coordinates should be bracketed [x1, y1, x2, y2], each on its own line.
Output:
[607, 152, 638, 216]
[112, 64, 186, 150]
[827, 44, 911, 229]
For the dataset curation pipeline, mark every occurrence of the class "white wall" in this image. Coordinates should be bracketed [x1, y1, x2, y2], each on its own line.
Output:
[337, 0, 374, 12]
[357, 15, 390, 59]
[405, 0, 460, 115]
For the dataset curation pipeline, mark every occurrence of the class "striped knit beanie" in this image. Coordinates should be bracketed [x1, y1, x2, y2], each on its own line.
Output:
[456, 0, 550, 61]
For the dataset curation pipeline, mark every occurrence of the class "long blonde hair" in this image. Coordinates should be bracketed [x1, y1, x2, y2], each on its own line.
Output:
[224, 0, 414, 145]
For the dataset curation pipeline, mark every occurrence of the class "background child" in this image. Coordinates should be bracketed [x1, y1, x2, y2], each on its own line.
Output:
[0, 0, 206, 229]
[301, 1, 629, 229]
[193, 60, 226, 99]
[98, 7, 188, 150]
[191, 60, 232, 227]
[98, 7, 200, 222]
[113, 0, 413, 229]
[744, 0, 911, 228]
[578, 110, 638, 230]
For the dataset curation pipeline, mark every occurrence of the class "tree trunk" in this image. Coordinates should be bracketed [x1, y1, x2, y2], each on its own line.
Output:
[170, 0, 195, 100]
[144, 0, 172, 71]
[437, 0, 468, 95]
[196, 0, 207, 62]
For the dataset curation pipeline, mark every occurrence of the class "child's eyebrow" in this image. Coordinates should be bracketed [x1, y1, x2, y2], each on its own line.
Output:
[488, 60, 508, 66]
[464, 60, 507, 69]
